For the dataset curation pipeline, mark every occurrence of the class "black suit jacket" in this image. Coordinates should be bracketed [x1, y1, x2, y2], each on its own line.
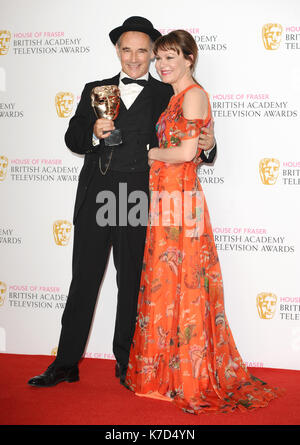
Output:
[65, 73, 217, 223]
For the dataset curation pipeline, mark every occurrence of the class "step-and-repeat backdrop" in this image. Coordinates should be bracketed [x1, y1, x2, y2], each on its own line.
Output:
[1, 0, 299, 370]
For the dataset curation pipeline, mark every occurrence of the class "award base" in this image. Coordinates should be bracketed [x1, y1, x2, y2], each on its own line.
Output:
[104, 129, 122, 147]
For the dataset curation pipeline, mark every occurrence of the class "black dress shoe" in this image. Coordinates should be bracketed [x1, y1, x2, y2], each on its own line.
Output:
[27, 363, 79, 387]
[115, 362, 127, 383]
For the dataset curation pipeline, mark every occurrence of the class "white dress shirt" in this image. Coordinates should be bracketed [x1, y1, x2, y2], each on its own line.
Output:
[118, 70, 149, 109]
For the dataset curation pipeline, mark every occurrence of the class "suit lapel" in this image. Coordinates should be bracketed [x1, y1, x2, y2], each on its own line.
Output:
[117, 75, 152, 126]
[123, 81, 151, 113]
[148, 74, 170, 118]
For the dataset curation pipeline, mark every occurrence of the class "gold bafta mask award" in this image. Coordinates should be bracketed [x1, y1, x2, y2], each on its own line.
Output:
[91, 85, 122, 146]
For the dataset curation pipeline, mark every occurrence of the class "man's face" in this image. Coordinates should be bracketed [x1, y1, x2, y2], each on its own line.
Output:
[116, 31, 153, 79]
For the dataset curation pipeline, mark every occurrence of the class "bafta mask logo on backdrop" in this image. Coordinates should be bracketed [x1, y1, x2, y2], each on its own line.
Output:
[0, 282, 7, 307]
[256, 292, 277, 319]
[0, 67, 6, 92]
[55, 92, 74, 118]
[53, 220, 72, 246]
[0, 156, 8, 182]
[262, 23, 283, 50]
[259, 158, 280, 185]
[0, 30, 11, 55]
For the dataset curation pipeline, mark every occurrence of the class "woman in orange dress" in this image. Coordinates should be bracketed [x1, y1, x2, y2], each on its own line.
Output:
[125, 30, 283, 414]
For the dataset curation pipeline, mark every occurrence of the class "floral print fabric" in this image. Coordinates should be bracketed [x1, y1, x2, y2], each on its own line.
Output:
[125, 85, 282, 414]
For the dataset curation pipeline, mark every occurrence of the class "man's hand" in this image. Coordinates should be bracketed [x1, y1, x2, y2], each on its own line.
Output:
[93, 118, 115, 139]
[198, 119, 215, 152]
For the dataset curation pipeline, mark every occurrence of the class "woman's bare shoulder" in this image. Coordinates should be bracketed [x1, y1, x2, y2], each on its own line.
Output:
[182, 86, 208, 120]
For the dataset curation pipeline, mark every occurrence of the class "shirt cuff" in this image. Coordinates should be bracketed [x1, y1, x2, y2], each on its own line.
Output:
[92, 133, 100, 146]
[203, 141, 215, 158]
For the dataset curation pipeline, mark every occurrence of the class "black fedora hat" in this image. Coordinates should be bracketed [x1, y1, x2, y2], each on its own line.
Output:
[109, 16, 161, 44]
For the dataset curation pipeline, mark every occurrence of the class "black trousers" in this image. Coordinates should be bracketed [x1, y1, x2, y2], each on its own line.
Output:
[54, 168, 149, 368]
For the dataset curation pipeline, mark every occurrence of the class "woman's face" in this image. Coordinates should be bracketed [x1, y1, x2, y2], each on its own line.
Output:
[155, 47, 192, 85]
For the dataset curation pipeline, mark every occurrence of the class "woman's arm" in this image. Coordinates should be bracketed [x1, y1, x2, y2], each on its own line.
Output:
[148, 87, 208, 164]
[148, 138, 200, 163]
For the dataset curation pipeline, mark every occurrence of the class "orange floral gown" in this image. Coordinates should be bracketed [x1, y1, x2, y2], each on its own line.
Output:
[125, 84, 282, 414]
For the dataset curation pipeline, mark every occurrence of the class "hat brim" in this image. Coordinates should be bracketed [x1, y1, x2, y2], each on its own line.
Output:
[109, 24, 161, 44]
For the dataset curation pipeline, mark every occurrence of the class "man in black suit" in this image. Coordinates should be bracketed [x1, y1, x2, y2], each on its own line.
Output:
[28, 17, 216, 387]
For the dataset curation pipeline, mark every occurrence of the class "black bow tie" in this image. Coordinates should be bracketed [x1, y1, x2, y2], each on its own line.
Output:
[121, 77, 148, 87]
